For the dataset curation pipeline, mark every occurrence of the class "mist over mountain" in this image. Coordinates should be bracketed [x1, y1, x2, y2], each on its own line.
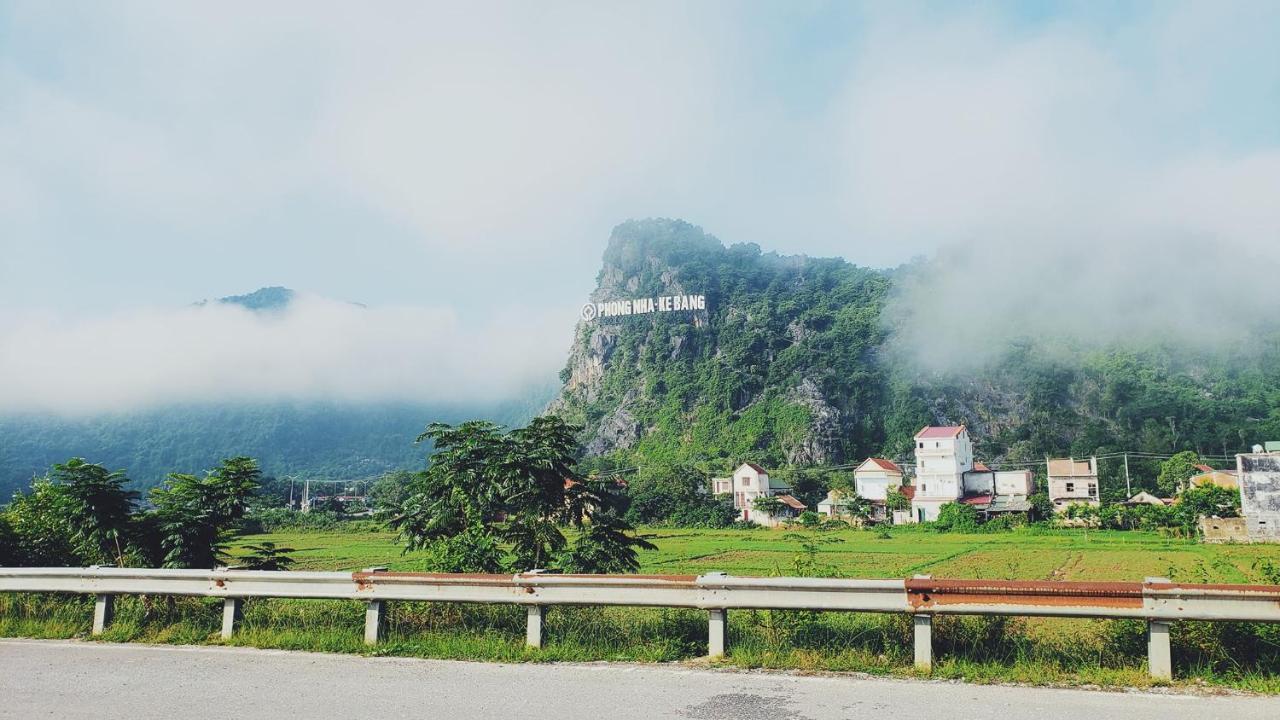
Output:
[552, 219, 1280, 500]
[5, 219, 1280, 501]
[0, 286, 560, 495]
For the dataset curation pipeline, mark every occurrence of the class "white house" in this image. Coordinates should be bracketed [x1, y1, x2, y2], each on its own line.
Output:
[911, 426, 973, 522]
[711, 462, 806, 527]
[854, 457, 904, 501]
[817, 458, 906, 523]
[1047, 457, 1100, 512]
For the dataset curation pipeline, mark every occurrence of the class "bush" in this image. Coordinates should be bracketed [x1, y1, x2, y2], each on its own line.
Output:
[932, 503, 980, 533]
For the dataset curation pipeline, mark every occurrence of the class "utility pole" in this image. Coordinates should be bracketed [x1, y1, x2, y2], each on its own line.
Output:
[1123, 453, 1132, 497]
[302, 478, 311, 514]
[288, 476, 295, 510]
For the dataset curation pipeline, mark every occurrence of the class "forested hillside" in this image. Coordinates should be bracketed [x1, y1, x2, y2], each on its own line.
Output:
[0, 399, 548, 498]
[552, 219, 1280, 505]
[0, 285, 552, 496]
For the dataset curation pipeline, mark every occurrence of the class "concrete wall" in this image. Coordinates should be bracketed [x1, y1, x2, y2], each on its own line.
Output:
[854, 471, 900, 501]
[1238, 454, 1280, 542]
[995, 471, 1034, 495]
[1199, 517, 1249, 543]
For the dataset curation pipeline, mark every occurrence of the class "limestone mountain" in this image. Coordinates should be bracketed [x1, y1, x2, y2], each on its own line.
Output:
[551, 220, 1280, 504]
[550, 219, 895, 468]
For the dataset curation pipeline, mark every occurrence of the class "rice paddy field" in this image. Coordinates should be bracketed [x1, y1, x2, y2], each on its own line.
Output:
[226, 524, 1280, 584]
[6, 525, 1280, 693]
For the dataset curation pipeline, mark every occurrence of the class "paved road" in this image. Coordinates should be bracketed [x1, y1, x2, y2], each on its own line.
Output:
[2, 640, 1278, 720]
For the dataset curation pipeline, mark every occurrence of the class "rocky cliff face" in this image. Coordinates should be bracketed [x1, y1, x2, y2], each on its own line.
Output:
[549, 218, 893, 467]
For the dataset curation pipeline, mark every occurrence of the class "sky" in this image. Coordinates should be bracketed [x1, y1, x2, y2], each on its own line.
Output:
[1, 1, 1278, 412]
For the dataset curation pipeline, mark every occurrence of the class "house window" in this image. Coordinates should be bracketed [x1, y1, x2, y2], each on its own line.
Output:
[741, 477, 749, 487]
[918, 442, 923, 449]
[735, 492, 743, 508]
[1088, 483, 1097, 497]
[1065, 482, 1075, 492]
[935, 442, 941, 448]
[921, 484, 927, 493]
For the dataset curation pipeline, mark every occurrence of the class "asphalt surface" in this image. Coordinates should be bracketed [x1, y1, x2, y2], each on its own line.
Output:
[2, 639, 1279, 719]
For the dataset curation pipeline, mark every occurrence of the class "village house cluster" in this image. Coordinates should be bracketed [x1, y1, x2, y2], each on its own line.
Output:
[711, 426, 1280, 539]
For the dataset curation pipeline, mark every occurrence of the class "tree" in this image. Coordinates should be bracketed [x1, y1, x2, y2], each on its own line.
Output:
[239, 541, 296, 571]
[369, 470, 417, 515]
[885, 488, 911, 512]
[1175, 485, 1240, 533]
[147, 457, 261, 568]
[389, 417, 653, 574]
[2, 460, 136, 567]
[50, 459, 137, 566]
[0, 513, 18, 566]
[1028, 493, 1055, 521]
[933, 502, 980, 532]
[4, 482, 78, 565]
[751, 495, 785, 515]
[1157, 451, 1201, 496]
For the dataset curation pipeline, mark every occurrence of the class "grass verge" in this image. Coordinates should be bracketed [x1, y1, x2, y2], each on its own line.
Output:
[4, 593, 1279, 694]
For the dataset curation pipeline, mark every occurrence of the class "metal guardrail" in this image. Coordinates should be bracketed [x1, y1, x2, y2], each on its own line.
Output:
[3, 567, 1279, 680]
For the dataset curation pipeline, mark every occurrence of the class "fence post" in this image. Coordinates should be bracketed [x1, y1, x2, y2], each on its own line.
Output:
[911, 574, 933, 672]
[364, 601, 386, 645]
[708, 609, 728, 658]
[220, 597, 243, 639]
[526, 605, 546, 649]
[913, 614, 933, 672]
[1145, 576, 1172, 680]
[92, 594, 115, 635]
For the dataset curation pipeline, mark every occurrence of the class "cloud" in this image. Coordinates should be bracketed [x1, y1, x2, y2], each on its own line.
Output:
[2, 0, 1279, 384]
[0, 295, 572, 415]
[829, 3, 1280, 367]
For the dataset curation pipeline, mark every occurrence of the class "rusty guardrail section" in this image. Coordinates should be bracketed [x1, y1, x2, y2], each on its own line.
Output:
[3, 567, 1278, 680]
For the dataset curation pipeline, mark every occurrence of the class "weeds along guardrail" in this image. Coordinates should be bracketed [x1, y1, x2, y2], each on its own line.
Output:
[3, 567, 1279, 680]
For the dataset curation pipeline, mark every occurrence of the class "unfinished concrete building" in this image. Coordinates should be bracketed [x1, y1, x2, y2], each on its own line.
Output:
[1237, 452, 1280, 542]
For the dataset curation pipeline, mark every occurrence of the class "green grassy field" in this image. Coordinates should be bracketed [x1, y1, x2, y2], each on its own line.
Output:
[7, 525, 1280, 694]
[227, 525, 1280, 584]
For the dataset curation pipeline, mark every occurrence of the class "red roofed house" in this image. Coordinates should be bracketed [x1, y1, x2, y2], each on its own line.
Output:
[911, 425, 974, 522]
[818, 457, 907, 523]
[711, 462, 805, 527]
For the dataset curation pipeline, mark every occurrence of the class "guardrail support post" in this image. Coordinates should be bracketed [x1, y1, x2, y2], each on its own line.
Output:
[1147, 620, 1172, 680]
[364, 600, 386, 645]
[708, 609, 728, 658]
[1144, 576, 1172, 681]
[220, 598, 243, 639]
[913, 614, 933, 672]
[526, 605, 546, 649]
[92, 594, 114, 635]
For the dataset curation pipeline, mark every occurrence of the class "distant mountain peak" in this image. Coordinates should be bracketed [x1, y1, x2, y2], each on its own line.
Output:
[213, 287, 295, 311]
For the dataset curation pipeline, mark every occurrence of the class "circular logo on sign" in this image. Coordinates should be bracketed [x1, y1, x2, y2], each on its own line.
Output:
[580, 303, 599, 321]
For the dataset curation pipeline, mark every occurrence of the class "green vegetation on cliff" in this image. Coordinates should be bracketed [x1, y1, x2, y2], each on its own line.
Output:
[553, 219, 1280, 512]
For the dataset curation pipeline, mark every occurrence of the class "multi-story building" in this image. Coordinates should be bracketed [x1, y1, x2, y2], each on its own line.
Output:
[1238, 449, 1280, 542]
[911, 426, 974, 522]
[711, 462, 806, 527]
[1046, 457, 1100, 512]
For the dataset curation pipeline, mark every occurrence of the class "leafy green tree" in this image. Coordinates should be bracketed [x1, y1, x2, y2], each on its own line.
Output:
[1175, 485, 1240, 533]
[369, 470, 417, 515]
[1156, 451, 1202, 496]
[147, 457, 261, 568]
[2, 460, 136, 567]
[933, 502, 981, 532]
[239, 541, 296, 571]
[50, 459, 137, 566]
[750, 495, 785, 515]
[3, 482, 78, 565]
[390, 417, 653, 574]
[1028, 493, 1055, 521]
[885, 488, 911, 512]
[0, 513, 18, 566]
